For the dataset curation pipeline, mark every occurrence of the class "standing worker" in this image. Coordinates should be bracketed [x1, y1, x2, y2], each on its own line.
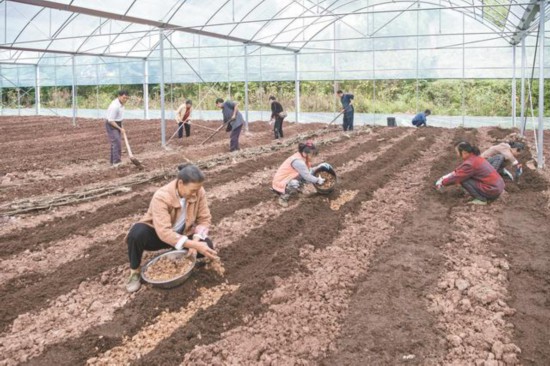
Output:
[435, 141, 504, 205]
[105, 90, 129, 167]
[269, 96, 285, 140]
[412, 109, 431, 127]
[175, 99, 193, 139]
[272, 141, 331, 207]
[215, 98, 244, 152]
[336, 90, 354, 132]
[480, 141, 525, 181]
[125, 164, 218, 293]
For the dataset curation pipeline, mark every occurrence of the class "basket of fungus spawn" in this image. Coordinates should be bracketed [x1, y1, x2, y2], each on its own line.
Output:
[141, 250, 196, 289]
[313, 164, 338, 194]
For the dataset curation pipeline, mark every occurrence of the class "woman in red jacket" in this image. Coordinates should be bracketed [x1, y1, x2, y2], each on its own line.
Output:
[435, 141, 504, 205]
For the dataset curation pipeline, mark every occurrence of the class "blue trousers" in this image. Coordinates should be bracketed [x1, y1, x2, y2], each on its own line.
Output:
[343, 111, 354, 131]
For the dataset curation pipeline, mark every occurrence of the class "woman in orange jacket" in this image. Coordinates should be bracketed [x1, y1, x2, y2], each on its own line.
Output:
[125, 164, 218, 293]
[272, 141, 331, 207]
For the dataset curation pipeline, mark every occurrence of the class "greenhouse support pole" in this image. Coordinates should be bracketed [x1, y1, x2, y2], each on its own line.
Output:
[244, 44, 249, 128]
[511, 45, 516, 128]
[71, 55, 76, 126]
[95, 61, 99, 118]
[35, 64, 41, 115]
[0, 64, 3, 116]
[536, 1, 544, 169]
[461, 12, 465, 127]
[143, 58, 149, 119]
[294, 52, 300, 123]
[520, 37, 526, 135]
[159, 30, 166, 146]
[16, 67, 20, 116]
[415, 1, 419, 113]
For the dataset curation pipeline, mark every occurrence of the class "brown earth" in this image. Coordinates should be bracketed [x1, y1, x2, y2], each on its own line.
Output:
[0, 116, 548, 366]
[19, 126, 401, 365]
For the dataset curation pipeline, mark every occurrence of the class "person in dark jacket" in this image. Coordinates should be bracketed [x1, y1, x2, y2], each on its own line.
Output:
[216, 98, 244, 152]
[412, 109, 431, 127]
[269, 96, 285, 140]
[336, 90, 354, 131]
[435, 141, 505, 205]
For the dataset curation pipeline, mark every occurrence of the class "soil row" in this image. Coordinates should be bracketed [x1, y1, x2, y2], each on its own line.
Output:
[2, 127, 398, 363]
[0, 126, 361, 259]
[131, 129, 439, 365]
[321, 128, 475, 365]
[20, 128, 410, 366]
[0, 120, 324, 201]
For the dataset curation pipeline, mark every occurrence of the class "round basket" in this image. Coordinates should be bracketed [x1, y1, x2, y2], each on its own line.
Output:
[141, 250, 196, 289]
[313, 165, 338, 194]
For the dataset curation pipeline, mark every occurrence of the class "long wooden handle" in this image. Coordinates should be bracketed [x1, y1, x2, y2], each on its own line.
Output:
[122, 131, 134, 157]
[200, 122, 227, 145]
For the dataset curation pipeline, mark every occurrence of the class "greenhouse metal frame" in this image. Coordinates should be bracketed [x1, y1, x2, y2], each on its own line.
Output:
[0, 0, 548, 167]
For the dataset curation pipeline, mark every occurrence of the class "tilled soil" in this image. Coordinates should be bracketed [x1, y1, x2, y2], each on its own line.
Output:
[1, 117, 549, 366]
[16, 127, 398, 365]
[321, 129, 474, 365]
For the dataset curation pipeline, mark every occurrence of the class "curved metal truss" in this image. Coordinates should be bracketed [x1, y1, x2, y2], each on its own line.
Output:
[0, 0, 548, 64]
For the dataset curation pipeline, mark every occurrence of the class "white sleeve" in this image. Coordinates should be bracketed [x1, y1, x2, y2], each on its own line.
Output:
[106, 102, 118, 122]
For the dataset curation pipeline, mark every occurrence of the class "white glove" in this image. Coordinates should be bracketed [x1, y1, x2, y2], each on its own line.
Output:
[317, 177, 325, 185]
[435, 177, 444, 190]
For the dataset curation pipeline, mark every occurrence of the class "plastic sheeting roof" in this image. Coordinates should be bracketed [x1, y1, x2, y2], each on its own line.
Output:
[0, 0, 548, 85]
[1, 0, 547, 62]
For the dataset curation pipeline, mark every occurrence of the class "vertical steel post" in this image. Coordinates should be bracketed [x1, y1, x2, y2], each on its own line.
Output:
[35, 64, 40, 115]
[16, 67, 20, 116]
[294, 52, 300, 123]
[461, 12, 465, 127]
[536, 0, 545, 168]
[95, 60, 100, 118]
[520, 38, 526, 134]
[0, 64, 3, 116]
[512, 45, 516, 128]
[244, 44, 249, 128]
[416, 2, 420, 113]
[159, 30, 166, 146]
[143, 58, 149, 119]
[71, 55, 77, 126]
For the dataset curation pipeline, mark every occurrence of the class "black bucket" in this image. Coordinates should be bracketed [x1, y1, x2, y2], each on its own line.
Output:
[313, 165, 337, 194]
[387, 117, 396, 127]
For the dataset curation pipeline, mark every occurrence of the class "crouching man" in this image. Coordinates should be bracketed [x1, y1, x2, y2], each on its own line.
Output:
[125, 164, 218, 293]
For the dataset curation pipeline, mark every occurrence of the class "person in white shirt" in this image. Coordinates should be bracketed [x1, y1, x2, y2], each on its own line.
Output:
[105, 90, 129, 167]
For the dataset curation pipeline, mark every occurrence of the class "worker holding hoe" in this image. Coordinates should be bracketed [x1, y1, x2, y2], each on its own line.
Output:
[175, 99, 193, 140]
[272, 141, 332, 207]
[481, 141, 525, 181]
[336, 90, 354, 132]
[216, 98, 244, 152]
[125, 164, 218, 293]
[435, 141, 504, 205]
[105, 90, 129, 167]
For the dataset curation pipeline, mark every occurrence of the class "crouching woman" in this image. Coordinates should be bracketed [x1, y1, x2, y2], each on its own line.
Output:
[126, 164, 218, 293]
[436, 141, 504, 205]
[272, 141, 329, 207]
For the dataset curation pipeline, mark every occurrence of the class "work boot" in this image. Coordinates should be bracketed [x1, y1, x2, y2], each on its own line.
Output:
[468, 199, 487, 206]
[126, 272, 141, 293]
[278, 196, 289, 208]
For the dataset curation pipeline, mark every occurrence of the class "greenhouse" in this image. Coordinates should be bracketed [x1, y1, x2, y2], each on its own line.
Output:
[1, 1, 550, 365]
